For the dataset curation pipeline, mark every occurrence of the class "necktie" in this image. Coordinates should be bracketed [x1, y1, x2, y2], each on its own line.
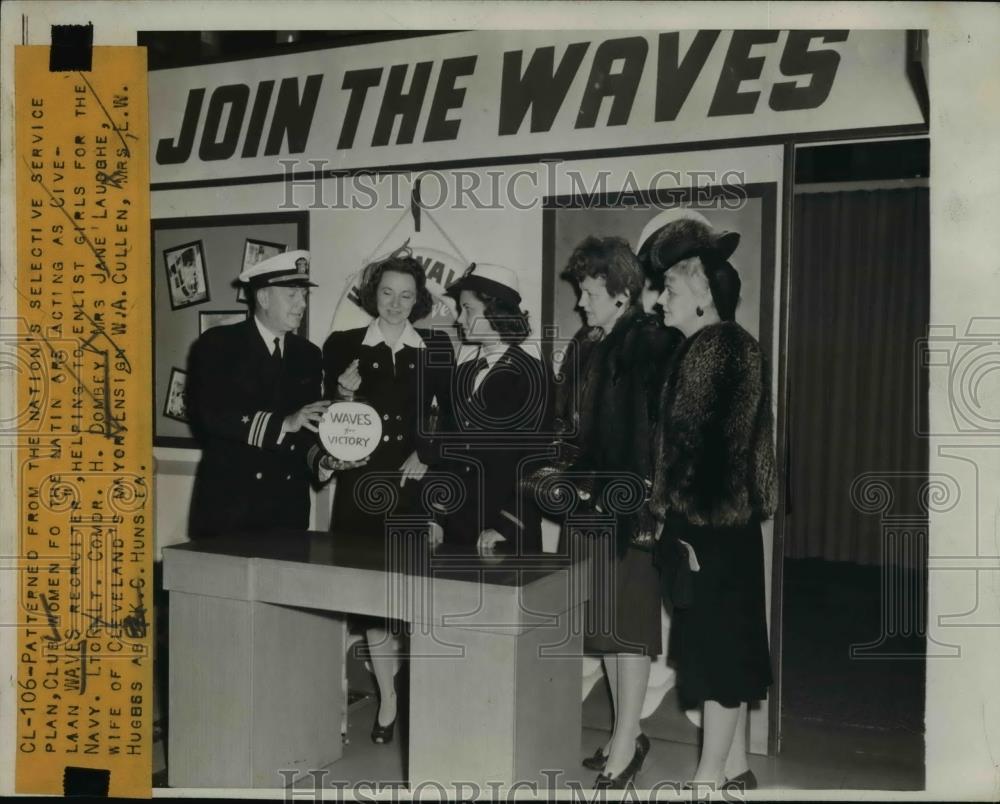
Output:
[272, 337, 282, 371]
[471, 353, 489, 393]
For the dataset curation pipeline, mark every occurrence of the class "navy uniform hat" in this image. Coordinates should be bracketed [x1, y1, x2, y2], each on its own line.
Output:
[238, 249, 317, 290]
[445, 262, 522, 307]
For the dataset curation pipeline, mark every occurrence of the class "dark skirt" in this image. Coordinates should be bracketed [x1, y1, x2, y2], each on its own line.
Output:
[664, 513, 773, 708]
[331, 459, 426, 539]
[331, 457, 424, 637]
[576, 526, 663, 656]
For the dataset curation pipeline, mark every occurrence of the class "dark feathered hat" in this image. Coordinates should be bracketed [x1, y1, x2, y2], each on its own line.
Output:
[635, 209, 740, 286]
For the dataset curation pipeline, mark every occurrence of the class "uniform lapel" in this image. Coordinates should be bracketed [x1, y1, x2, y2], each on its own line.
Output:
[474, 346, 513, 400]
[244, 318, 275, 363]
[245, 319, 284, 405]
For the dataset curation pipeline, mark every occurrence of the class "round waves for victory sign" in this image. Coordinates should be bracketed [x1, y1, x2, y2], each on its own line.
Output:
[318, 401, 383, 462]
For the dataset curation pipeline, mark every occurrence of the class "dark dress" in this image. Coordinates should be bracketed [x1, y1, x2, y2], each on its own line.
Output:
[664, 514, 772, 707]
[433, 344, 553, 554]
[554, 308, 682, 656]
[651, 322, 777, 706]
[186, 319, 322, 540]
[321, 324, 453, 537]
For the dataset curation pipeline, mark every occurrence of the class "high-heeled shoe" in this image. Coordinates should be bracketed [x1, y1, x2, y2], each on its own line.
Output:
[583, 733, 649, 771]
[592, 734, 651, 789]
[582, 746, 608, 771]
[723, 769, 758, 790]
[370, 714, 396, 744]
[372, 670, 408, 745]
[682, 769, 758, 792]
[371, 677, 401, 744]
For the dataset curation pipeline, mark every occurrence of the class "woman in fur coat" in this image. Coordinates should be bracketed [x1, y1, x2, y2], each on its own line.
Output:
[554, 236, 682, 788]
[648, 245, 777, 790]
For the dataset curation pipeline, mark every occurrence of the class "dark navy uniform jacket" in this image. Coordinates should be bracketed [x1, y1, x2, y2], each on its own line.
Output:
[432, 344, 554, 554]
[186, 319, 322, 539]
[321, 324, 453, 536]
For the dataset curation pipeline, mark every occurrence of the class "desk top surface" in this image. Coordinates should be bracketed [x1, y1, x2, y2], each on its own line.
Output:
[164, 529, 588, 588]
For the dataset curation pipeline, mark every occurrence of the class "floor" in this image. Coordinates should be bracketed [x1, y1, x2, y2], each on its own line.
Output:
[777, 557, 925, 791]
[153, 558, 925, 792]
[281, 688, 921, 793]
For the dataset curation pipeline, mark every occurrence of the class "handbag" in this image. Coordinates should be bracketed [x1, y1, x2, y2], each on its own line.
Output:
[519, 440, 596, 521]
[629, 428, 660, 550]
[654, 530, 695, 609]
[628, 497, 659, 551]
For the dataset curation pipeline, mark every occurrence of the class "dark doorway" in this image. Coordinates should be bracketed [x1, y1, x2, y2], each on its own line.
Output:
[779, 139, 929, 789]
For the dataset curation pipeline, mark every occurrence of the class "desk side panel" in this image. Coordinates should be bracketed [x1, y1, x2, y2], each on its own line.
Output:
[408, 626, 517, 786]
[513, 604, 585, 787]
[250, 602, 344, 787]
[167, 591, 253, 787]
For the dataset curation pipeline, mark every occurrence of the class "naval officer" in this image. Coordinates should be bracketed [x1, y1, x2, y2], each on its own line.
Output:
[186, 250, 331, 540]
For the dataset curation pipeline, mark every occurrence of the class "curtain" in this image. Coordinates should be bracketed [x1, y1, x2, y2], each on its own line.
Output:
[785, 188, 929, 566]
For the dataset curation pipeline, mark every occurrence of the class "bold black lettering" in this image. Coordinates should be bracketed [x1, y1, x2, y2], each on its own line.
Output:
[241, 80, 275, 157]
[263, 75, 324, 156]
[576, 36, 648, 129]
[338, 68, 383, 150]
[498, 43, 589, 135]
[424, 55, 477, 142]
[425, 260, 445, 285]
[708, 30, 781, 117]
[654, 31, 720, 122]
[155, 88, 204, 165]
[769, 31, 849, 112]
[372, 62, 433, 147]
[198, 84, 249, 161]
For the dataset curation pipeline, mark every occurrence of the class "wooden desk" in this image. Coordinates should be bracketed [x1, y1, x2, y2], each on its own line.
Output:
[163, 530, 589, 790]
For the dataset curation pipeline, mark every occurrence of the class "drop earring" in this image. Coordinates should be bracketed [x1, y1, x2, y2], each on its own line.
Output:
[696, 306, 704, 317]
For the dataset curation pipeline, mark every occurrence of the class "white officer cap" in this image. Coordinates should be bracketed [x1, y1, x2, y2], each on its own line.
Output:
[444, 262, 521, 306]
[238, 249, 317, 289]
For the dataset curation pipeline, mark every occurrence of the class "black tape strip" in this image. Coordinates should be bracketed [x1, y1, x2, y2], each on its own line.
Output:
[49, 24, 93, 72]
[63, 765, 110, 797]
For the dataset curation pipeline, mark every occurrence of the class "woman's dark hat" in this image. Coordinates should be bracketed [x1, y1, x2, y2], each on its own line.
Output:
[635, 209, 740, 282]
[697, 249, 742, 322]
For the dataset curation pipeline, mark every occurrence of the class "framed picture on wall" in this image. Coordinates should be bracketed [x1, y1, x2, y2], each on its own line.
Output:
[199, 309, 247, 334]
[163, 367, 190, 422]
[164, 240, 210, 309]
[238, 238, 287, 301]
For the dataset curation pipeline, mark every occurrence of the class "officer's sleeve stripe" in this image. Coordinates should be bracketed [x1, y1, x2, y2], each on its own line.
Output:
[254, 412, 272, 448]
[247, 412, 263, 446]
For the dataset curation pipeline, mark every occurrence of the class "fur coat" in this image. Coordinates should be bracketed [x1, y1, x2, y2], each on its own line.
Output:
[651, 321, 777, 528]
[555, 306, 683, 551]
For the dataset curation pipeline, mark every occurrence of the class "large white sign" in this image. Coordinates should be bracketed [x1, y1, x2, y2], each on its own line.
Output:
[149, 30, 924, 185]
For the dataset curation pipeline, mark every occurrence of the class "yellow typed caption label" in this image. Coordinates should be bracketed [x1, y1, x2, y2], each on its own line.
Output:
[14, 48, 152, 797]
